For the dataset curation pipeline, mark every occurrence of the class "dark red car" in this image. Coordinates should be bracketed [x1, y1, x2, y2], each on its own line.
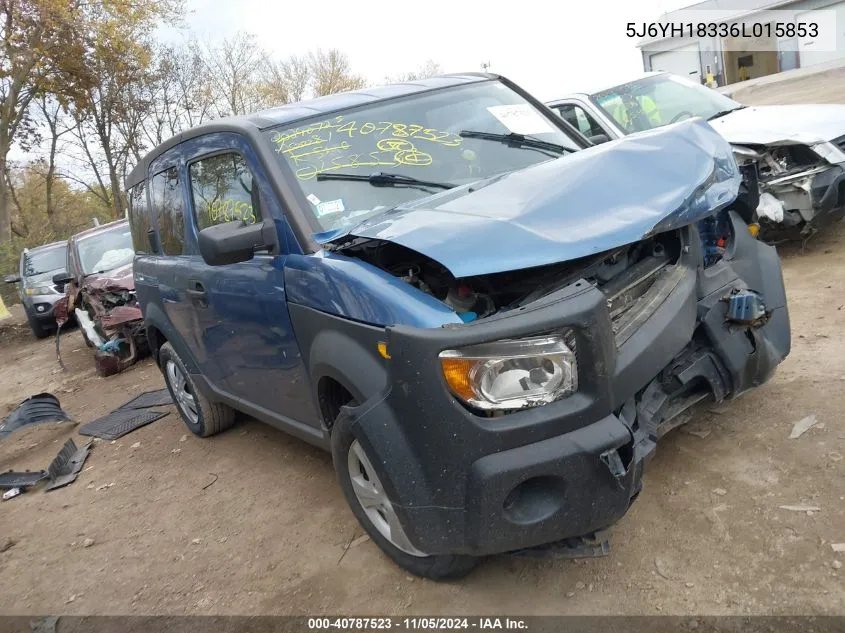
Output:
[53, 219, 146, 376]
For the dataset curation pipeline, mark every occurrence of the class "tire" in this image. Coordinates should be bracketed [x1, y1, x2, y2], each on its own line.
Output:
[158, 342, 235, 437]
[26, 309, 52, 340]
[331, 405, 478, 580]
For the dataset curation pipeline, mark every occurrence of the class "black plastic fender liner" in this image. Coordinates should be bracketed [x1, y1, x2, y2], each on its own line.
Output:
[0, 393, 73, 440]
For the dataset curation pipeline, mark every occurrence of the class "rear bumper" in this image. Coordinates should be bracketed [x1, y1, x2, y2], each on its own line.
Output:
[345, 212, 790, 557]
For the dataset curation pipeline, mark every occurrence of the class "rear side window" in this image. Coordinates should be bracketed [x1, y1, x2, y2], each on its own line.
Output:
[150, 167, 185, 256]
[127, 181, 152, 253]
[189, 153, 262, 231]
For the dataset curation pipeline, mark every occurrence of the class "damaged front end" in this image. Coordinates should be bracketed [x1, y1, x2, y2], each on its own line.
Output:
[732, 139, 845, 238]
[292, 118, 791, 559]
[55, 265, 146, 376]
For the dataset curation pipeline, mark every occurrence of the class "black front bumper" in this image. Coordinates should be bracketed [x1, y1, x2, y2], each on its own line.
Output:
[345, 213, 790, 557]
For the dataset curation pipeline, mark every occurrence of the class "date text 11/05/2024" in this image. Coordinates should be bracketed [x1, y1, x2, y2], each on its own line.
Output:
[627, 21, 818, 39]
[307, 618, 529, 630]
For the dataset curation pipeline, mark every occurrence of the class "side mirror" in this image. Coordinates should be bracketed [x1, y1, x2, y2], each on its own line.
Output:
[52, 271, 74, 286]
[4, 274, 21, 284]
[198, 220, 279, 266]
[588, 133, 611, 145]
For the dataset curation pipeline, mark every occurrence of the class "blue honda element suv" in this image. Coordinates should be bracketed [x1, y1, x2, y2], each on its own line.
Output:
[125, 73, 790, 579]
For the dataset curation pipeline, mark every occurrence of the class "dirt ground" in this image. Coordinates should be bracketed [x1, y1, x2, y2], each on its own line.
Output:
[1, 79, 844, 617]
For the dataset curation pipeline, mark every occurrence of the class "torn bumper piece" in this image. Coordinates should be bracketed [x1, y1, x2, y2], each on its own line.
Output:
[44, 439, 92, 492]
[341, 214, 789, 558]
[808, 164, 845, 226]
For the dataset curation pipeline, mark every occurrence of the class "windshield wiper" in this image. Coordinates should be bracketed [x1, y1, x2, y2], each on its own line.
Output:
[316, 172, 456, 190]
[459, 130, 573, 156]
[707, 105, 746, 121]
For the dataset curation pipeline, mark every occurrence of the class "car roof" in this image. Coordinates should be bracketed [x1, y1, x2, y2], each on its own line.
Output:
[125, 73, 495, 189]
[70, 218, 130, 243]
[24, 240, 66, 254]
[547, 72, 668, 104]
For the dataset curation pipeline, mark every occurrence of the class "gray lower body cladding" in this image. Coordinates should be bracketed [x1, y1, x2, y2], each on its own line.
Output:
[290, 211, 790, 557]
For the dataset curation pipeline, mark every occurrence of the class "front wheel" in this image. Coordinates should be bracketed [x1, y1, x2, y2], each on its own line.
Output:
[331, 406, 478, 580]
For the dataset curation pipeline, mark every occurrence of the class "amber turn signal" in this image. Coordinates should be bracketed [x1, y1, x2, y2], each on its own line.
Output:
[748, 223, 760, 238]
[440, 357, 476, 402]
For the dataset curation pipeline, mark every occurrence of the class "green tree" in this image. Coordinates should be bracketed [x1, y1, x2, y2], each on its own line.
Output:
[0, 0, 89, 242]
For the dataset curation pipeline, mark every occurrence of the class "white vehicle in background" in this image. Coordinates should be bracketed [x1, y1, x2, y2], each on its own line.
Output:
[546, 72, 845, 238]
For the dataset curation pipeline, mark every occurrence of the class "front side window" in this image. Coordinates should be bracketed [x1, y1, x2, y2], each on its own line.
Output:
[23, 245, 67, 277]
[77, 224, 134, 275]
[592, 74, 743, 134]
[264, 80, 582, 233]
[151, 167, 185, 256]
[554, 104, 606, 138]
[189, 153, 262, 231]
[127, 181, 152, 253]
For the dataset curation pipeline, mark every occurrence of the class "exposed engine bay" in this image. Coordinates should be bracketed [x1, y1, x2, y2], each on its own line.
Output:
[54, 274, 147, 377]
[336, 214, 732, 329]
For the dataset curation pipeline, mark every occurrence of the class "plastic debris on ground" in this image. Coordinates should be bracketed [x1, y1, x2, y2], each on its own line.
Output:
[0, 393, 73, 440]
[79, 409, 168, 440]
[2, 488, 22, 501]
[0, 470, 48, 489]
[44, 439, 93, 492]
[117, 389, 174, 410]
[789, 414, 821, 439]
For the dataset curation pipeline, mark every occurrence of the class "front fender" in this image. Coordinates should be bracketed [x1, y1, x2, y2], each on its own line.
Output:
[289, 302, 388, 403]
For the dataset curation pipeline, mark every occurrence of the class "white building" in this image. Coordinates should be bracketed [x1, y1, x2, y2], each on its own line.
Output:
[637, 0, 845, 86]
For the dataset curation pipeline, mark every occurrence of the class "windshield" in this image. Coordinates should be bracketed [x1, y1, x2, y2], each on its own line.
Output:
[78, 224, 134, 275]
[591, 74, 743, 134]
[23, 245, 67, 277]
[265, 80, 581, 232]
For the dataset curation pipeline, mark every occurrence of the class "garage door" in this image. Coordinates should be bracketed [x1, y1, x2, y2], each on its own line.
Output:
[797, 2, 845, 67]
[650, 43, 702, 83]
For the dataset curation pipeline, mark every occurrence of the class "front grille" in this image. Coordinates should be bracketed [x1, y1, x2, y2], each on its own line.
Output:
[596, 232, 683, 347]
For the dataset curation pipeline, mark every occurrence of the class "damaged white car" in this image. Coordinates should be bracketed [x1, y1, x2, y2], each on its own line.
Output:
[546, 72, 845, 237]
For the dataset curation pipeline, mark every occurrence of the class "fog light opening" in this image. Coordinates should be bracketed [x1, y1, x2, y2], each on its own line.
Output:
[502, 476, 566, 526]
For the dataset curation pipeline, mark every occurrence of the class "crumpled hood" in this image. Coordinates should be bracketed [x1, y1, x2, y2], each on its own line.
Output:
[81, 263, 135, 293]
[710, 104, 845, 146]
[326, 118, 740, 278]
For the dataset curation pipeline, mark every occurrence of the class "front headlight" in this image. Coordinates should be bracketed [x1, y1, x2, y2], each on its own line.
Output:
[26, 285, 57, 296]
[439, 334, 577, 411]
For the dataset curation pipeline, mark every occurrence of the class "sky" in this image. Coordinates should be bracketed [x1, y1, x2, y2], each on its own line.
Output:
[168, 0, 695, 101]
[10, 0, 695, 164]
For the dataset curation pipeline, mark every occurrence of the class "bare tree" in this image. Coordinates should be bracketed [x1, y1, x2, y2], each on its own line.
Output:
[34, 94, 76, 225]
[259, 53, 310, 107]
[309, 49, 366, 97]
[385, 60, 443, 83]
[196, 32, 266, 117]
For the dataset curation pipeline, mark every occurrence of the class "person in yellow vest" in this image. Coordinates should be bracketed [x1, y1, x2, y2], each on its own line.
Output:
[738, 63, 750, 82]
[609, 94, 663, 131]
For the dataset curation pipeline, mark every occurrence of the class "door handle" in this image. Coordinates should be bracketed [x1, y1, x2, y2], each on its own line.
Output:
[185, 280, 208, 306]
